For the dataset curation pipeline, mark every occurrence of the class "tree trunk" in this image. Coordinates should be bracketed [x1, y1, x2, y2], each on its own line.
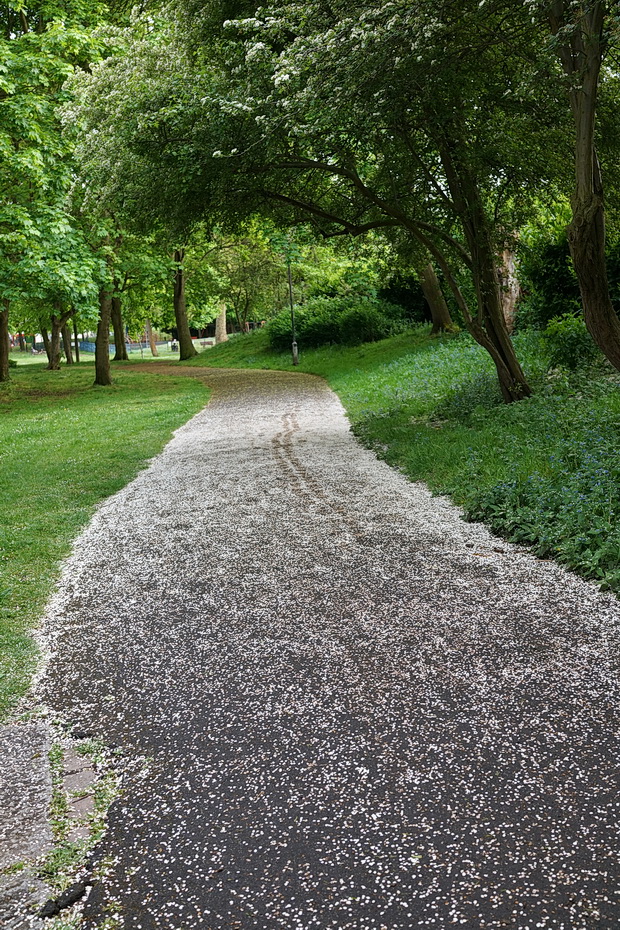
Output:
[173, 248, 197, 360]
[47, 315, 64, 370]
[0, 299, 10, 383]
[145, 318, 158, 356]
[418, 262, 454, 334]
[568, 181, 620, 368]
[549, 1, 620, 370]
[73, 318, 80, 363]
[438, 149, 531, 402]
[95, 289, 113, 386]
[47, 321, 62, 370]
[18, 333, 25, 351]
[469, 230, 531, 402]
[62, 325, 73, 365]
[215, 305, 228, 344]
[47, 306, 74, 370]
[41, 326, 51, 363]
[111, 293, 128, 361]
[498, 245, 520, 334]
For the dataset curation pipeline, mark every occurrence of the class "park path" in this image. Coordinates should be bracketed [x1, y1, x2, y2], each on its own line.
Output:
[39, 367, 620, 929]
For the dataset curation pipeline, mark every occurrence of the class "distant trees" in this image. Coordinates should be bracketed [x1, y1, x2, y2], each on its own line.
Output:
[67, 0, 563, 398]
[3, 0, 620, 398]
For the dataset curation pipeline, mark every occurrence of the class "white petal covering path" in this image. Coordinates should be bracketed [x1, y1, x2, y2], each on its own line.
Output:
[39, 368, 620, 929]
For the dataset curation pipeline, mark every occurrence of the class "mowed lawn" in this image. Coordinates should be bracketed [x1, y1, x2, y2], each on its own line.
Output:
[0, 361, 209, 719]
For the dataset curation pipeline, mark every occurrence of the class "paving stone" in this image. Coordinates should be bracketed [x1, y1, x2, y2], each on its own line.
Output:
[0, 722, 52, 870]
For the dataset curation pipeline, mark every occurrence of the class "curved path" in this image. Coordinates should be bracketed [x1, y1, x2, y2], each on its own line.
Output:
[40, 368, 620, 929]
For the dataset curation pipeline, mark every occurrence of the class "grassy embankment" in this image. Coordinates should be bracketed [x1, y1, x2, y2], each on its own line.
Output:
[0, 361, 209, 719]
[187, 326, 620, 593]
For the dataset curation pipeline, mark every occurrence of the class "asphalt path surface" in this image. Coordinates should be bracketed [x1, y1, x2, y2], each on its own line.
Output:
[39, 368, 620, 929]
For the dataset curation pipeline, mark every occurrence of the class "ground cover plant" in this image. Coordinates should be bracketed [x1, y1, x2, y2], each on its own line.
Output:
[0, 362, 209, 718]
[191, 327, 620, 593]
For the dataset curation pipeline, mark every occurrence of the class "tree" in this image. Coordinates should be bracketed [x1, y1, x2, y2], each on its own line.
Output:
[76, 0, 566, 399]
[545, 0, 620, 369]
[418, 263, 455, 335]
[0, 0, 99, 381]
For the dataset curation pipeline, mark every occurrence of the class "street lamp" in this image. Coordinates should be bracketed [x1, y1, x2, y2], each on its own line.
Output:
[287, 254, 299, 366]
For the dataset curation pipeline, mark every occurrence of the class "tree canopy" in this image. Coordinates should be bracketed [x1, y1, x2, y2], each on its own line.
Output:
[3, 0, 620, 396]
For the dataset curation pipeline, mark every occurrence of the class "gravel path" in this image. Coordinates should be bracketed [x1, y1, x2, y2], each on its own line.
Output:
[39, 367, 620, 929]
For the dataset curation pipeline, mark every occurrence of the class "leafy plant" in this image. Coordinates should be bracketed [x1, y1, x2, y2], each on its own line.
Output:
[267, 296, 408, 350]
[544, 313, 601, 371]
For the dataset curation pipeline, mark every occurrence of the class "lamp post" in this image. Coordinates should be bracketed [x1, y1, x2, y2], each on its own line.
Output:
[287, 254, 299, 366]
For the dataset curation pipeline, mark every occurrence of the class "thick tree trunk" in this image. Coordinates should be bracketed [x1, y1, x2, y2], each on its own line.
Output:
[498, 245, 520, 334]
[73, 318, 80, 363]
[62, 325, 73, 365]
[0, 299, 10, 383]
[439, 150, 531, 402]
[47, 307, 73, 370]
[215, 306, 228, 344]
[418, 262, 454, 334]
[18, 333, 25, 351]
[47, 323, 62, 370]
[549, 1, 620, 370]
[145, 318, 158, 356]
[41, 327, 51, 363]
[47, 316, 63, 370]
[173, 249, 197, 360]
[111, 294, 128, 361]
[568, 187, 620, 368]
[470, 232, 531, 402]
[95, 289, 113, 386]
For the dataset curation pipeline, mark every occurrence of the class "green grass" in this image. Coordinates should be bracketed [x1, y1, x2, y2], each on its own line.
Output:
[190, 326, 620, 592]
[0, 362, 209, 719]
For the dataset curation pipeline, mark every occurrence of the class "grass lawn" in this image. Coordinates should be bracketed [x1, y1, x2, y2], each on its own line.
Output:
[0, 361, 209, 719]
[189, 327, 620, 593]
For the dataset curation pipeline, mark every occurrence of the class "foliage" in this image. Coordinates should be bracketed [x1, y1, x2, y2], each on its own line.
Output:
[517, 229, 581, 328]
[267, 296, 409, 350]
[63, 0, 577, 397]
[0, 364, 209, 718]
[377, 273, 430, 325]
[464, 380, 620, 590]
[544, 313, 601, 371]
[517, 219, 620, 329]
[0, 8, 102, 330]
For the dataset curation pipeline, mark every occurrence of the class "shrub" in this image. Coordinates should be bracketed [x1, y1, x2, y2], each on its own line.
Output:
[465, 429, 620, 590]
[339, 304, 389, 345]
[267, 296, 409, 350]
[517, 232, 581, 328]
[544, 313, 600, 371]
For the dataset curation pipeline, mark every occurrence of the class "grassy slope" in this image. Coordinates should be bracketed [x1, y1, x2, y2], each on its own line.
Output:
[188, 327, 620, 592]
[0, 362, 209, 719]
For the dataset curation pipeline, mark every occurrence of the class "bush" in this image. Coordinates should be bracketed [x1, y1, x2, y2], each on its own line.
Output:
[544, 314, 600, 371]
[517, 227, 620, 329]
[8, 358, 17, 368]
[267, 296, 409, 350]
[339, 304, 388, 345]
[465, 427, 620, 590]
[517, 232, 581, 328]
[377, 273, 430, 324]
